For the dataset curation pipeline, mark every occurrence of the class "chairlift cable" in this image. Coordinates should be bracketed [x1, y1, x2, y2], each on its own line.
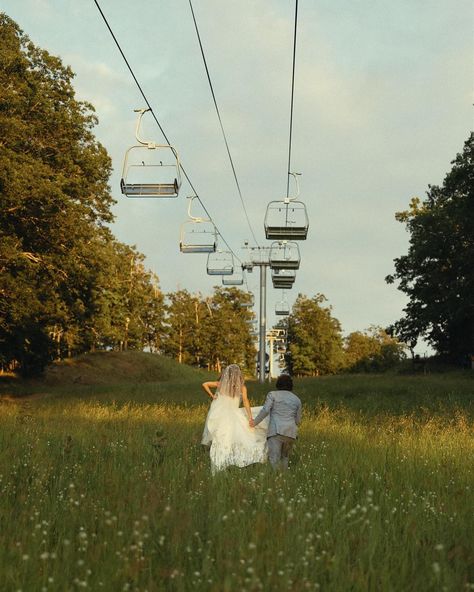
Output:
[93, 0, 242, 264]
[286, 0, 299, 199]
[188, 0, 260, 247]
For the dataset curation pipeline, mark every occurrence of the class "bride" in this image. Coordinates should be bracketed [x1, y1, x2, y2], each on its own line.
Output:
[201, 364, 269, 473]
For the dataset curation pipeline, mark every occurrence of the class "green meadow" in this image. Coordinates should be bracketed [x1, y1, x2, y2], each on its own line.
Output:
[0, 352, 472, 592]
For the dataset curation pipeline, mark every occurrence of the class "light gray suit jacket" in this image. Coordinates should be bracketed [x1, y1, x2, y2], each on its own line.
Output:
[253, 390, 302, 439]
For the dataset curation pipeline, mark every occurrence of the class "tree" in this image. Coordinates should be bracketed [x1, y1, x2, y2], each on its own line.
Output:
[163, 287, 255, 373]
[386, 134, 474, 360]
[344, 326, 406, 372]
[0, 14, 166, 373]
[286, 294, 344, 376]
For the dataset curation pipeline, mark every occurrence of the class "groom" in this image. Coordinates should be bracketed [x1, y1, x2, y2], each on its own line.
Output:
[249, 374, 302, 470]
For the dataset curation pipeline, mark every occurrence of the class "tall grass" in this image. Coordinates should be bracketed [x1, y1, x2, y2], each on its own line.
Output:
[0, 363, 472, 591]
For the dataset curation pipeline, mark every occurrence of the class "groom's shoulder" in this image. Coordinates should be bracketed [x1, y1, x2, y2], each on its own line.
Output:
[275, 389, 301, 402]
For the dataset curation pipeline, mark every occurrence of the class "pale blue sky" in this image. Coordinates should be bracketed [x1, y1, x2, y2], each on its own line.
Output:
[4, 0, 473, 352]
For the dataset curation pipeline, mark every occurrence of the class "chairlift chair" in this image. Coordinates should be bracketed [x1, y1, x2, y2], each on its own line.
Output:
[241, 292, 255, 308]
[272, 269, 296, 283]
[180, 221, 217, 253]
[121, 108, 182, 198]
[180, 197, 217, 253]
[264, 201, 309, 240]
[270, 241, 301, 270]
[207, 250, 234, 276]
[222, 272, 244, 286]
[275, 300, 290, 316]
[264, 172, 308, 240]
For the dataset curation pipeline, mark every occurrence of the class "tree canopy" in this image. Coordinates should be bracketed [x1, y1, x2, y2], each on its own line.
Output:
[0, 14, 165, 373]
[386, 134, 474, 361]
[285, 294, 345, 376]
[344, 326, 406, 372]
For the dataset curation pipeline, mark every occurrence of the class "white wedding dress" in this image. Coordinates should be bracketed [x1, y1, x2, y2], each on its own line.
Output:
[201, 393, 269, 473]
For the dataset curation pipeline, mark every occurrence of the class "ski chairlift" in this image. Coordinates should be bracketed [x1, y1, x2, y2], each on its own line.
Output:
[121, 108, 182, 198]
[207, 250, 234, 275]
[272, 269, 296, 284]
[264, 173, 309, 240]
[180, 196, 217, 253]
[241, 292, 255, 308]
[275, 300, 290, 316]
[222, 270, 244, 286]
[269, 241, 301, 270]
[273, 281, 294, 290]
[273, 275, 295, 289]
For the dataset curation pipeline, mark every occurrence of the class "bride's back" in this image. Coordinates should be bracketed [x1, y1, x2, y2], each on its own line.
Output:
[217, 364, 244, 400]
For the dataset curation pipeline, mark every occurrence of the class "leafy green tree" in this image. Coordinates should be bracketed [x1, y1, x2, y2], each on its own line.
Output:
[344, 326, 406, 372]
[286, 294, 344, 376]
[204, 287, 255, 373]
[386, 134, 474, 361]
[0, 14, 166, 373]
[163, 290, 205, 365]
[0, 14, 114, 373]
[163, 287, 255, 373]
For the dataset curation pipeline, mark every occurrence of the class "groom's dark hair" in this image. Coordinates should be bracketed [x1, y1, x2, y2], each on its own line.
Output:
[276, 374, 293, 391]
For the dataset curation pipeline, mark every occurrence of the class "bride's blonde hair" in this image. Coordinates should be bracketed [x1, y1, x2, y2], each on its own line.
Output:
[218, 364, 244, 398]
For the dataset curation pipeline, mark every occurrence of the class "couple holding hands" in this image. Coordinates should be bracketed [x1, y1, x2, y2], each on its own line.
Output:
[201, 364, 302, 474]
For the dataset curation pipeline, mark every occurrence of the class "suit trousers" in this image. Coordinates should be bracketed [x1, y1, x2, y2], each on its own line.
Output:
[267, 435, 295, 470]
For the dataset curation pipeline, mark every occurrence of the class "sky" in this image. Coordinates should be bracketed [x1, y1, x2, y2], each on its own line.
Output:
[3, 0, 473, 354]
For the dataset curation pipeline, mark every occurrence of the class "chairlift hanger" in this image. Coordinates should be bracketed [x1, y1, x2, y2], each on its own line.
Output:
[180, 196, 217, 253]
[121, 108, 182, 198]
[264, 173, 309, 240]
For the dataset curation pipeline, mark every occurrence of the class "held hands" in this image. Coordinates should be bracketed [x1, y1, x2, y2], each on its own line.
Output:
[248, 417, 255, 428]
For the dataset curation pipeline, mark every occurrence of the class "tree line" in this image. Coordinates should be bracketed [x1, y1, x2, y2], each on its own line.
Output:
[1, 13, 472, 376]
[280, 294, 406, 376]
[0, 14, 257, 375]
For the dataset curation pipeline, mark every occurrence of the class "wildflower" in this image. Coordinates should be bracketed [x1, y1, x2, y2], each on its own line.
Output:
[432, 562, 441, 575]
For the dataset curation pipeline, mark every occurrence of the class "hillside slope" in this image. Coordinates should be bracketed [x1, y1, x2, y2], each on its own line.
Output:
[42, 351, 211, 386]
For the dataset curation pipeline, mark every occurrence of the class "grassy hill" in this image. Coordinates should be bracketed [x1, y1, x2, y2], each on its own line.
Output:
[42, 351, 211, 386]
[0, 351, 216, 404]
[1, 350, 472, 415]
[0, 352, 472, 590]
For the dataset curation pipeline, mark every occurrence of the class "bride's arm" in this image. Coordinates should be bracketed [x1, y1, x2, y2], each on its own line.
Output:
[241, 385, 252, 421]
[202, 381, 219, 400]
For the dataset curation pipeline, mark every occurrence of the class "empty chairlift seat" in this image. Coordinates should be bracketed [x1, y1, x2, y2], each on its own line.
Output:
[264, 172, 309, 240]
[272, 269, 296, 283]
[275, 300, 290, 316]
[264, 200, 309, 240]
[272, 268, 296, 290]
[120, 108, 182, 198]
[180, 220, 217, 253]
[222, 271, 244, 286]
[180, 197, 217, 253]
[207, 251, 234, 276]
[269, 241, 301, 270]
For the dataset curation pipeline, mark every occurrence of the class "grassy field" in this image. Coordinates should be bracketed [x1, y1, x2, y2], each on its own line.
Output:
[0, 352, 473, 591]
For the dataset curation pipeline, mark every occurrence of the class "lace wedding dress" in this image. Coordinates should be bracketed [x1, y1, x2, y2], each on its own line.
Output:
[202, 393, 269, 473]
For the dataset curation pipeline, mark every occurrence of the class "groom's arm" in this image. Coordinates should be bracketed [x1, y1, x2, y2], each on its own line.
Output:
[295, 400, 302, 426]
[252, 392, 274, 427]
